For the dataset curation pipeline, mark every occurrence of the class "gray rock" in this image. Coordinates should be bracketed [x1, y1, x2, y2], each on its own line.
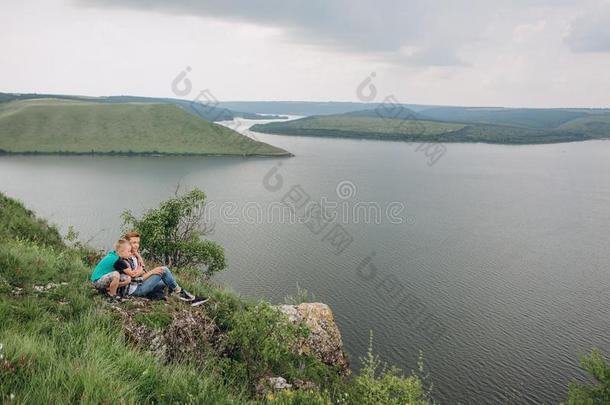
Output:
[33, 282, 68, 292]
[269, 376, 292, 390]
[277, 302, 351, 376]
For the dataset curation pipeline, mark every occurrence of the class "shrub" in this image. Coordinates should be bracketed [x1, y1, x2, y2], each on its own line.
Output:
[346, 332, 430, 405]
[226, 302, 310, 389]
[284, 283, 316, 305]
[121, 188, 226, 278]
[566, 348, 610, 404]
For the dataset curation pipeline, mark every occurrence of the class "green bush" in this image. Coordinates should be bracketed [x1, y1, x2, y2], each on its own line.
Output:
[566, 348, 610, 404]
[121, 188, 226, 277]
[345, 332, 430, 405]
[225, 302, 310, 389]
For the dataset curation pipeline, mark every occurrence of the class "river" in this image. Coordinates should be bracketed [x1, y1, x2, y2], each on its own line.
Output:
[1, 118, 609, 404]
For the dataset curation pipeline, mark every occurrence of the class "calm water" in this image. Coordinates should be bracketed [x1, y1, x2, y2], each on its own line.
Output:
[1, 119, 609, 404]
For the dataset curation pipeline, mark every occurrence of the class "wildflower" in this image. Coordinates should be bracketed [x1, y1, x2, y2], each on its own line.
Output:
[10, 393, 15, 400]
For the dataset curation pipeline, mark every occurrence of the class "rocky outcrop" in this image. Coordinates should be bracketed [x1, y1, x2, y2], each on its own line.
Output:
[277, 302, 351, 376]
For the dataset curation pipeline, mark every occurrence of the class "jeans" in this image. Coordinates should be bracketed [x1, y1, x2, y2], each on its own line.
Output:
[131, 267, 178, 297]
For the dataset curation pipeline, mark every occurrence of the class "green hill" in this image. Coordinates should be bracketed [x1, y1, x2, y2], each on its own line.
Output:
[251, 110, 610, 144]
[251, 115, 466, 140]
[0, 99, 290, 156]
[0, 92, 286, 122]
[558, 113, 610, 137]
[415, 106, 589, 129]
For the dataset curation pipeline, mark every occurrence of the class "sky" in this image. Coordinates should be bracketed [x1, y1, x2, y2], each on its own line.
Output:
[2, 0, 610, 108]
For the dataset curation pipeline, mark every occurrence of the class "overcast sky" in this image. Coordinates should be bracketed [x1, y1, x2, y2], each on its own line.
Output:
[2, 0, 610, 107]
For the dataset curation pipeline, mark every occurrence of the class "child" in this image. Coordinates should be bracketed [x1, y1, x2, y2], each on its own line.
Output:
[90, 239, 133, 303]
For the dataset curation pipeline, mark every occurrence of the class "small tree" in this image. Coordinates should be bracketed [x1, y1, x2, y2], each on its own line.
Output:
[121, 188, 226, 277]
[349, 331, 431, 405]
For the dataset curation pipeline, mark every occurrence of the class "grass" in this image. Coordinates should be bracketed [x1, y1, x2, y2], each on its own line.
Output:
[558, 113, 610, 137]
[0, 192, 64, 249]
[0, 204, 267, 403]
[251, 111, 610, 145]
[0, 92, 285, 122]
[0, 191, 431, 404]
[251, 115, 464, 141]
[0, 98, 290, 156]
[416, 106, 590, 129]
[133, 301, 174, 330]
[435, 123, 598, 144]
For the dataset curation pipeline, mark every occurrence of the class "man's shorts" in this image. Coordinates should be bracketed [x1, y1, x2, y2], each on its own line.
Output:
[92, 271, 129, 291]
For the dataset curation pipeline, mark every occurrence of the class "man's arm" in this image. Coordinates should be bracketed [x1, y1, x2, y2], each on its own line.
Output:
[141, 267, 164, 280]
[135, 252, 145, 271]
[122, 266, 144, 278]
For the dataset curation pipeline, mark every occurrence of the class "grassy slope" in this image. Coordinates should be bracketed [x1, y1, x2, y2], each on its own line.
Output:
[0, 92, 283, 122]
[0, 99, 290, 156]
[0, 193, 250, 403]
[416, 107, 589, 129]
[0, 192, 429, 404]
[251, 115, 466, 140]
[558, 113, 610, 137]
[251, 112, 610, 144]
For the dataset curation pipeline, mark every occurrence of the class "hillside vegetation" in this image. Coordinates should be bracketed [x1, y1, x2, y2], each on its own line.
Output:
[558, 113, 610, 137]
[0, 191, 434, 404]
[416, 107, 589, 129]
[0, 92, 285, 122]
[251, 108, 610, 145]
[0, 99, 290, 156]
[252, 115, 465, 141]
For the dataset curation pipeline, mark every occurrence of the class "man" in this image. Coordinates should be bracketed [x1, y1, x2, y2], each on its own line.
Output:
[122, 231, 195, 301]
[90, 239, 133, 303]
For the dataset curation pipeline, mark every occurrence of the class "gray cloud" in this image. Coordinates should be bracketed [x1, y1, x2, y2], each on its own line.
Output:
[3, 0, 609, 106]
[565, 5, 610, 53]
[75, 0, 555, 66]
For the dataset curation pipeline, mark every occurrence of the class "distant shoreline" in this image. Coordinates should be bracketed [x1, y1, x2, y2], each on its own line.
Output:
[251, 121, 609, 145]
[0, 149, 294, 158]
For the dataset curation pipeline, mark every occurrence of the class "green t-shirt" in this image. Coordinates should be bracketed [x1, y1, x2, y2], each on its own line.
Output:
[91, 251, 121, 282]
